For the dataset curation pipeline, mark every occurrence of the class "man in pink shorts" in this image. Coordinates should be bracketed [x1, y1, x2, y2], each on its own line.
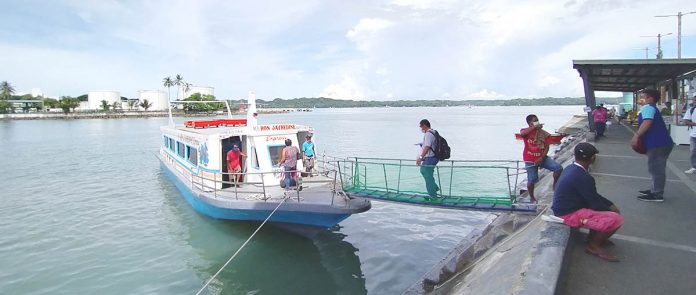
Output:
[552, 142, 623, 262]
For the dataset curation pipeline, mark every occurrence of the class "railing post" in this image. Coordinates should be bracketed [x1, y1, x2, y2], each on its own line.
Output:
[436, 165, 442, 198]
[261, 175, 267, 201]
[397, 159, 402, 193]
[331, 170, 337, 206]
[449, 161, 454, 196]
[234, 172, 239, 200]
[363, 165, 367, 190]
[382, 163, 389, 192]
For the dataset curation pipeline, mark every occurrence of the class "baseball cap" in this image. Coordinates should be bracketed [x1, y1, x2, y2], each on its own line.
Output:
[232, 144, 239, 150]
[574, 142, 599, 159]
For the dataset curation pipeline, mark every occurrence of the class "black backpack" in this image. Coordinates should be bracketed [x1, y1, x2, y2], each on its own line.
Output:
[428, 130, 451, 161]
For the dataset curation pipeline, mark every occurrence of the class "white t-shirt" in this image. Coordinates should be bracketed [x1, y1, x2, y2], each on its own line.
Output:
[683, 107, 696, 137]
[421, 131, 437, 157]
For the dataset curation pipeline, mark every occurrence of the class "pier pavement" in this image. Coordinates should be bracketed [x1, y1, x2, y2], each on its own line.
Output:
[557, 120, 696, 294]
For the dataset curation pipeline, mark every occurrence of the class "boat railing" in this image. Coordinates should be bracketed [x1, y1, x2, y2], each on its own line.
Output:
[329, 157, 528, 207]
[185, 167, 345, 205]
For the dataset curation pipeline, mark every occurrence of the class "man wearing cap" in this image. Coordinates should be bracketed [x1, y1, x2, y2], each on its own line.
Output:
[631, 89, 674, 202]
[302, 134, 316, 177]
[682, 95, 696, 174]
[552, 142, 623, 262]
[226, 144, 247, 186]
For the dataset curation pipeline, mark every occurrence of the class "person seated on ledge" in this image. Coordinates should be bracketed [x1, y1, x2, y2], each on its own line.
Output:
[552, 142, 623, 262]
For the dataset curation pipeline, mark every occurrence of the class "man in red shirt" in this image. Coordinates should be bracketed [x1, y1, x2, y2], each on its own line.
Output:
[226, 144, 246, 187]
[521, 114, 563, 203]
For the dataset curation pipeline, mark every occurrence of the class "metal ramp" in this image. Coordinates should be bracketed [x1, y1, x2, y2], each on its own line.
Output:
[329, 158, 537, 213]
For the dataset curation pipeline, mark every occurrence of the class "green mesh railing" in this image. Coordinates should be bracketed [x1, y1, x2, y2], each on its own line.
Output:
[334, 158, 525, 209]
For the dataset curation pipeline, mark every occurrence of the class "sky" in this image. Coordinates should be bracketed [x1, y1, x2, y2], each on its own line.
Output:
[1, 0, 695, 100]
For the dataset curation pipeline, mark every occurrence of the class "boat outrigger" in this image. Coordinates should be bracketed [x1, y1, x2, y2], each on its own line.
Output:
[157, 92, 371, 237]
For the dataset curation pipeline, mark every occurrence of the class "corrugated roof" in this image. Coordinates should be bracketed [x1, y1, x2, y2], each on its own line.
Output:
[573, 58, 696, 92]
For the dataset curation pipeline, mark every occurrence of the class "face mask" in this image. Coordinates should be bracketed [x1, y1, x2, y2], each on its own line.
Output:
[533, 121, 541, 126]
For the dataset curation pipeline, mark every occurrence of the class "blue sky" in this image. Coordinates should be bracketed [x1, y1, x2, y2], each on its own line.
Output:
[1, 0, 695, 100]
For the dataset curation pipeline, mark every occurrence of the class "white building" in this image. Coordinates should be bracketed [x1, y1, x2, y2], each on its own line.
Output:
[138, 90, 168, 111]
[87, 91, 120, 110]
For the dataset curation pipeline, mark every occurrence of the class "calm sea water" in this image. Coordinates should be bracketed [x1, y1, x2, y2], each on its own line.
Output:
[0, 106, 580, 295]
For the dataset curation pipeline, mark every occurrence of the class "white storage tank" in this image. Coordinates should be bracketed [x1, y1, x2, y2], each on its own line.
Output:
[88, 91, 120, 110]
[138, 90, 168, 110]
[184, 85, 214, 98]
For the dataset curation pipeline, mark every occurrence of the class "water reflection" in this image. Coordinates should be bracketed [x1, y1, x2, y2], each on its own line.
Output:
[157, 172, 366, 294]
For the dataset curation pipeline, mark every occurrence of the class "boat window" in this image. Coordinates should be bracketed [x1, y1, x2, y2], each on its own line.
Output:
[168, 138, 174, 151]
[251, 147, 259, 169]
[268, 145, 285, 165]
[163, 136, 168, 147]
[177, 142, 186, 158]
[187, 146, 198, 165]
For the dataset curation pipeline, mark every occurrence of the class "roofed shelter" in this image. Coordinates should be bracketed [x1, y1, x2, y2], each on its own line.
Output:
[573, 58, 696, 131]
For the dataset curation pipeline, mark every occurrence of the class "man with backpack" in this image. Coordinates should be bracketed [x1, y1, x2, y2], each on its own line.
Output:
[417, 119, 441, 200]
[682, 95, 696, 174]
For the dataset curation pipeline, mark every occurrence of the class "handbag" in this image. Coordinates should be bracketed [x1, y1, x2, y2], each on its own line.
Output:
[631, 137, 646, 154]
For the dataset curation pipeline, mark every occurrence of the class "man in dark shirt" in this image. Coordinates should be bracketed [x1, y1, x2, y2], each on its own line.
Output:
[552, 142, 623, 262]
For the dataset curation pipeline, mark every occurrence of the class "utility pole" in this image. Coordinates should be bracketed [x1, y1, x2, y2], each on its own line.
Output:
[655, 11, 696, 58]
[641, 33, 672, 59]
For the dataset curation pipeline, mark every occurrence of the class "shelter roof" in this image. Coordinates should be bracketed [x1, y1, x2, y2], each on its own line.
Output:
[573, 59, 696, 92]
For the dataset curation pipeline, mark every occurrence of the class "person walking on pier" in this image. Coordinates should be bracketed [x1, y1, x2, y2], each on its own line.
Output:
[631, 89, 674, 202]
[592, 104, 608, 138]
[417, 119, 439, 200]
[278, 139, 300, 190]
[682, 95, 696, 174]
[520, 114, 563, 203]
[552, 143, 623, 262]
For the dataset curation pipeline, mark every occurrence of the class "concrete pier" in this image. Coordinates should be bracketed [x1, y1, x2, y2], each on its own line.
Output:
[557, 120, 696, 294]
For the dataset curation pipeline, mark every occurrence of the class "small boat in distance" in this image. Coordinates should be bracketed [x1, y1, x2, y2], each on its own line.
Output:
[157, 92, 371, 237]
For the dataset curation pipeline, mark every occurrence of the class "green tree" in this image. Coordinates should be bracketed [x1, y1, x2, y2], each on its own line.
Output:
[111, 101, 121, 112]
[0, 100, 13, 113]
[140, 99, 153, 111]
[163, 76, 173, 102]
[100, 100, 111, 112]
[183, 93, 222, 113]
[43, 98, 59, 109]
[127, 99, 138, 110]
[174, 74, 184, 101]
[1, 81, 16, 100]
[58, 96, 80, 114]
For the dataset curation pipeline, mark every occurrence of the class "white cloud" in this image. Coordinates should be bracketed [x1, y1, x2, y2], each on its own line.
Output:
[320, 75, 366, 100]
[467, 89, 507, 100]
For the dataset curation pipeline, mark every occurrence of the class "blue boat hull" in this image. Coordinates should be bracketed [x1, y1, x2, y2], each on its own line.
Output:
[161, 163, 352, 229]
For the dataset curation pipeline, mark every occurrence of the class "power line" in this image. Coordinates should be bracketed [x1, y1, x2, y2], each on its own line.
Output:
[640, 33, 672, 59]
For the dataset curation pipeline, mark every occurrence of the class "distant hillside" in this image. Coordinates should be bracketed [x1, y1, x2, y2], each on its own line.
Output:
[253, 97, 622, 108]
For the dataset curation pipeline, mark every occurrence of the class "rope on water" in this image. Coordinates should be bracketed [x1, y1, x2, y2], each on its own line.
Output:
[195, 197, 288, 295]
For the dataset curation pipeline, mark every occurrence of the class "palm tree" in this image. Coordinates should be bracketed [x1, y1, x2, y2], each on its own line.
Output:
[174, 74, 184, 101]
[162, 76, 173, 102]
[1, 81, 16, 100]
[111, 101, 121, 112]
[127, 99, 138, 110]
[140, 99, 152, 111]
[100, 100, 111, 112]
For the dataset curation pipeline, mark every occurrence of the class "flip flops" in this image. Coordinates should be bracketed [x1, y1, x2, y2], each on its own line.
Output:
[584, 248, 619, 262]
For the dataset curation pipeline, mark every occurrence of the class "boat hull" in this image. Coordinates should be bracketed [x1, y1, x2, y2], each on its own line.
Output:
[160, 161, 364, 231]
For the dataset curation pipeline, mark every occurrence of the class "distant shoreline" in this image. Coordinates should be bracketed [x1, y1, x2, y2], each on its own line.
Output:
[0, 109, 297, 121]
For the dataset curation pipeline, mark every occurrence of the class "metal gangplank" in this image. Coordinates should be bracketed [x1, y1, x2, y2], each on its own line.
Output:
[328, 158, 537, 213]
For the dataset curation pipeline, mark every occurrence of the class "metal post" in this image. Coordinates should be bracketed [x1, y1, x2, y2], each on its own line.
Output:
[449, 161, 454, 196]
[363, 165, 367, 190]
[331, 170, 337, 206]
[436, 166, 442, 198]
[382, 164, 389, 192]
[397, 160, 402, 193]
[578, 67, 596, 131]
[234, 173, 239, 200]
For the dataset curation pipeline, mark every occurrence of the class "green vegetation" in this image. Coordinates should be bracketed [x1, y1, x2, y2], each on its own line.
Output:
[139, 99, 153, 111]
[58, 96, 80, 114]
[183, 93, 223, 113]
[1, 81, 16, 100]
[251, 96, 623, 108]
[127, 99, 138, 110]
[100, 100, 111, 111]
[0, 100, 12, 113]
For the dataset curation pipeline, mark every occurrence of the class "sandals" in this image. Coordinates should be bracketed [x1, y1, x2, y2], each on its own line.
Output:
[584, 248, 619, 262]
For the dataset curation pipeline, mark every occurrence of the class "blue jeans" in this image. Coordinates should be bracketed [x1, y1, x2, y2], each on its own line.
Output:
[595, 122, 606, 136]
[284, 166, 295, 189]
[420, 157, 439, 197]
[525, 156, 563, 184]
[647, 144, 673, 194]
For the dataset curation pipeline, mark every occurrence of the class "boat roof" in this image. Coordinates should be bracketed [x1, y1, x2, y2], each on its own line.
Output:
[162, 123, 313, 137]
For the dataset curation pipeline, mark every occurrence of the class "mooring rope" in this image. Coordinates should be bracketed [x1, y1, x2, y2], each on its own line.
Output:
[195, 197, 288, 295]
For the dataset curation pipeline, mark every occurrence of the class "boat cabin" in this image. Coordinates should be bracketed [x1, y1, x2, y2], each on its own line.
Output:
[160, 119, 314, 191]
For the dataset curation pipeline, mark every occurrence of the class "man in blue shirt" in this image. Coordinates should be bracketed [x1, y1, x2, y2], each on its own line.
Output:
[631, 89, 674, 202]
[552, 143, 623, 262]
[302, 134, 316, 177]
